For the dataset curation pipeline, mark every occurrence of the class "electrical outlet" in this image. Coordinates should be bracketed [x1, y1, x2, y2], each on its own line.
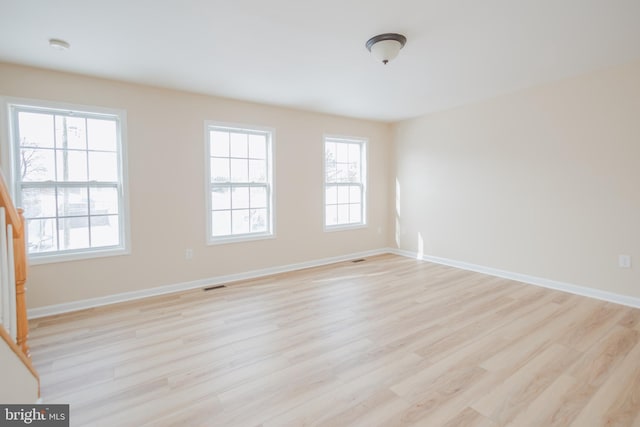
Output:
[185, 249, 193, 260]
[618, 254, 631, 269]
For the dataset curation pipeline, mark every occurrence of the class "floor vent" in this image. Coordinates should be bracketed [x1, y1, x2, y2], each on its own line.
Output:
[204, 285, 227, 291]
[351, 258, 366, 263]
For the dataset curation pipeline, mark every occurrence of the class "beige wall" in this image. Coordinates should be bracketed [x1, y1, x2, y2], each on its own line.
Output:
[0, 63, 391, 309]
[393, 60, 640, 298]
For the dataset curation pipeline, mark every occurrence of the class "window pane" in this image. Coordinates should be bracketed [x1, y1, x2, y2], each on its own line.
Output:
[56, 150, 88, 181]
[249, 159, 266, 182]
[58, 187, 88, 216]
[26, 218, 57, 253]
[250, 186, 267, 208]
[325, 185, 337, 205]
[20, 148, 55, 181]
[336, 163, 349, 182]
[348, 144, 360, 163]
[211, 131, 229, 157]
[90, 215, 119, 247]
[230, 132, 248, 157]
[348, 162, 361, 183]
[22, 187, 56, 218]
[87, 119, 117, 152]
[232, 187, 249, 209]
[325, 143, 337, 167]
[337, 204, 349, 224]
[325, 205, 337, 226]
[55, 115, 87, 150]
[230, 158, 248, 182]
[59, 216, 89, 250]
[211, 187, 231, 210]
[349, 186, 361, 202]
[248, 134, 266, 159]
[18, 112, 54, 148]
[211, 158, 230, 182]
[88, 152, 118, 181]
[251, 208, 267, 232]
[350, 204, 362, 223]
[337, 186, 349, 204]
[232, 209, 250, 234]
[212, 210, 231, 236]
[90, 187, 119, 215]
[336, 143, 348, 162]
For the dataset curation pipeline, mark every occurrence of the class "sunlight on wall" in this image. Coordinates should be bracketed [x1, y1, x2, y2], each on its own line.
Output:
[395, 177, 401, 247]
[417, 232, 424, 259]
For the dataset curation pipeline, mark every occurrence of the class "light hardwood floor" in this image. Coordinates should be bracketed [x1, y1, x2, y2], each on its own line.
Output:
[29, 254, 640, 426]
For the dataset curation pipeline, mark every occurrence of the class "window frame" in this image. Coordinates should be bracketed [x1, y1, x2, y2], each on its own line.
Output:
[204, 121, 275, 245]
[1, 97, 131, 265]
[323, 135, 368, 231]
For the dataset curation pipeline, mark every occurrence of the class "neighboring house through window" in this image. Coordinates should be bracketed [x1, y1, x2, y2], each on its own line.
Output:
[206, 122, 274, 244]
[3, 99, 129, 264]
[324, 136, 367, 229]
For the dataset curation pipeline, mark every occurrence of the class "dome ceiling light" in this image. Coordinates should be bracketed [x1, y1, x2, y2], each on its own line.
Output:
[365, 33, 407, 65]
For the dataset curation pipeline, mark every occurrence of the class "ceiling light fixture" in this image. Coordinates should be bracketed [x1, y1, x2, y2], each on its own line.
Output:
[48, 38, 70, 51]
[366, 33, 407, 65]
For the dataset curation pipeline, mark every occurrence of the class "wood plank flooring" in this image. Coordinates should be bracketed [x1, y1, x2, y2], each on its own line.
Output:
[28, 254, 640, 426]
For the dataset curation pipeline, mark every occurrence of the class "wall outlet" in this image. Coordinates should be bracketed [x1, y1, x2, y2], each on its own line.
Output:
[185, 248, 193, 260]
[618, 254, 631, 269]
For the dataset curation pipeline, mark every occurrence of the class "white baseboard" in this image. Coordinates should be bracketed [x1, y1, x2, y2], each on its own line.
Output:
[391, 248, 640, 309]
[28, 248, 390, 319]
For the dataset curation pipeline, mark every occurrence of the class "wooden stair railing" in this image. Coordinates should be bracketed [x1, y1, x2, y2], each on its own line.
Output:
[0, 170, 30, 358]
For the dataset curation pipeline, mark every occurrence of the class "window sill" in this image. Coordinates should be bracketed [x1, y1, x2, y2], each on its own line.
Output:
[28, 247, 130, 265]
[324, 223, 368, 233]
[208, 232, 275, 246]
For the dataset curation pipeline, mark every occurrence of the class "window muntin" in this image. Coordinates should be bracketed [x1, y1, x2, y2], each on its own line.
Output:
[207, 124, 273, 243]
[7, 102, 128, 262]
[324, 136, 367, 229]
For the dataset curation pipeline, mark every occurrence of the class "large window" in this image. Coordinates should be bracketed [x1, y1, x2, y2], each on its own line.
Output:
[5, 100, 129, 263]
[324, 136, 367, 229]
[206, 123, 273, 243]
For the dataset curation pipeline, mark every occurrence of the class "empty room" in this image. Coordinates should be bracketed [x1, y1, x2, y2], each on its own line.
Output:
[1, 0, 639, 426]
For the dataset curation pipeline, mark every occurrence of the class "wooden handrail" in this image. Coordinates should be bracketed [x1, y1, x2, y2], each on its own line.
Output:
[0, 171, 23, 238]
[0, 170, 31, 358]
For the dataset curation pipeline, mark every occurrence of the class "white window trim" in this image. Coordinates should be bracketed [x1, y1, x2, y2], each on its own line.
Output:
[1, 96, 131, 265]
[323, 134, 368, 232]
[204, 120, 276, 245]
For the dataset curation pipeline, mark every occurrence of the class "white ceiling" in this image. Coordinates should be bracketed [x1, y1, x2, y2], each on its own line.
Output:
[1, 0, 639, 122]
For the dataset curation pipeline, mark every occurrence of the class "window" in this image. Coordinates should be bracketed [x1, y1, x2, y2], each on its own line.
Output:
[4, 100, 129, 263]
[206, 123, 273, 243]
[324, 136, 367, 229]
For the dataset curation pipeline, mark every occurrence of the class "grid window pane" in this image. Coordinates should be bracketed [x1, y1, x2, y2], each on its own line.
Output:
[88, 152, 118, 181]
[230, 133, 248, 157]
[22, 187, 56, 218]
[337, 204, 349, 224]
[90, 215, 119, 247]
[230, 158, 249, 182]
[20, 148, 55, 182]
[211, 131, 230, 157]
[55, 116, 87, 150]
[232, 209, 250, 234]
[57, 187, 88, 216]
[26, 218, 57, 253]
[326, 185, 337, 205]
[59, 216, 90, 250]
[208, 125, 272, 240]
[211, 187, 231, 210]
[12, 104, 126, 259]
[18, 112, 55, 148]
[87, 119, 117, 152]
[350, 204, 362, 223]
[211, 158, 230, 182]
[90, 187, 119, 215]
[232, 187, 250, 209]
[56, 150, 88, 181]
[212, 211, 231, 236]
